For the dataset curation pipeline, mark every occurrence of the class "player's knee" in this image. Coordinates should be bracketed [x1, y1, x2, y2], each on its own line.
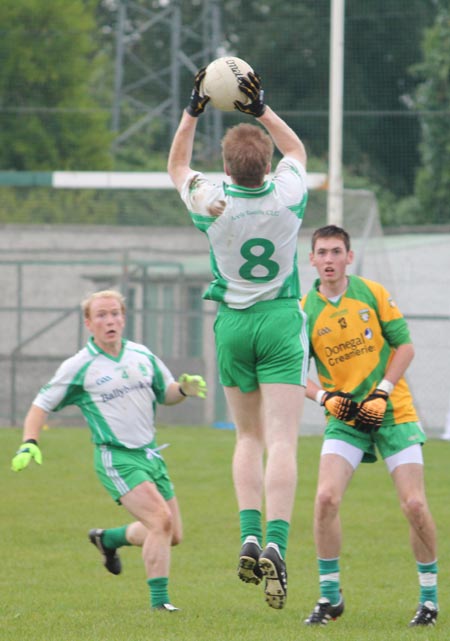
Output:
[145, 503, 174, 538]
[161, 506, 175, 536]
[402, 495, 427, 523]
[315, 487, 342, 517]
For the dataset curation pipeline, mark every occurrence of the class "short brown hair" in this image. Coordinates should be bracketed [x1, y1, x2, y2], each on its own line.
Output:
[221, 123, 274, 187]
[82, 289, 126, 319]
[311, 225, 351, 252]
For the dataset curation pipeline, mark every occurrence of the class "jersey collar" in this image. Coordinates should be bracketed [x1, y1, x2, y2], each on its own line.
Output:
[314, 276, 351, 301]
[223, 181, 275, 198]
[87, 336, 126, 361]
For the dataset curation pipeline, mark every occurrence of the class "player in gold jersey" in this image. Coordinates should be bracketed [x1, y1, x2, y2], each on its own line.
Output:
[301, 225, 438, 627]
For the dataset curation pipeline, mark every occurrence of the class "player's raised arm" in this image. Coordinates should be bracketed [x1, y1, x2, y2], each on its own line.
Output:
[258, 107, 307, 167]
[168, 68, 209, 193]
[167, 112, 197, 192]
[234, 71, 307, 167]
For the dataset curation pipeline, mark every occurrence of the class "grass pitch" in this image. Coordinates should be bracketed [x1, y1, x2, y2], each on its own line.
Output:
[1, 425, 449, 641]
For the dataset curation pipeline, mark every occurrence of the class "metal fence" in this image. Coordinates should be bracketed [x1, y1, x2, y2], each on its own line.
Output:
[1, 223, 449, 435]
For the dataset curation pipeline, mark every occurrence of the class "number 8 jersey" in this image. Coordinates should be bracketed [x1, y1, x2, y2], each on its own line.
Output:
[180, 157, 308, 310]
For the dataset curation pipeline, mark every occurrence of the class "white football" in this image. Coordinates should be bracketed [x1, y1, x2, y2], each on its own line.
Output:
[201, 56, 253, 112]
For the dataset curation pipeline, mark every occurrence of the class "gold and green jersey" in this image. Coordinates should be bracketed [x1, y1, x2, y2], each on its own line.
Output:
[301, 275, 418, 425]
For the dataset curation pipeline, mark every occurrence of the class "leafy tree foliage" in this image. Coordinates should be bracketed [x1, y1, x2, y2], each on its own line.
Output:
[0, 0, 446, 225]
[0, 0, 113, 170]
[413, 3, 450, 222]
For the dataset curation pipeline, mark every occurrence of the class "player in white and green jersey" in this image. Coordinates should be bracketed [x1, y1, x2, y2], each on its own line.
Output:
[301, 226, 438, 627]
[168, 68, 309, 609]
[180, 154, 307, 308]
[11, 289, 207, 613]
[34, 336, 177, 450]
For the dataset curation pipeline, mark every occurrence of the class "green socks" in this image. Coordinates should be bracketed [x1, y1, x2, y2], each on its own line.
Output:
[266, 519, 289, 559]
[417, 560, 438, 607]
[316, 558, 438, 609]
[148, 577, 170, 609]
[239, 509, 263, 546]
[239, 512, 290, 558]
[318, 557, 341, 605]
[101, 525, 131, 550]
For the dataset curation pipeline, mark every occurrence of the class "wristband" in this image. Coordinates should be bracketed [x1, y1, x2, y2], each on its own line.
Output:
[315, 390, 326, 405]
[376, 379, 394, 395]
[179, 385, 187, 397]
[25, 438, 38, 445]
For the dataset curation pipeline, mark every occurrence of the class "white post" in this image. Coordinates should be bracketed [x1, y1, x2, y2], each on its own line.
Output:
[327, 0, 345, 226]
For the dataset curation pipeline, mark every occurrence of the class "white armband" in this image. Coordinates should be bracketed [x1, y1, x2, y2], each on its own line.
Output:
[376, 379, 394, 395]
[315, 390, 326, 405]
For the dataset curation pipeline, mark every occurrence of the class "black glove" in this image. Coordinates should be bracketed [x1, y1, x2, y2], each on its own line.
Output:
[321, 391, 359, 422]
[234, 71, 266, 117]
[354, 389, 389, 433]
[186, 67, 210, 117]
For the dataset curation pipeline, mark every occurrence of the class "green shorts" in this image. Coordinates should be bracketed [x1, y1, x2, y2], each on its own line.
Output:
[214, 299, 309, 392]
[324, 418, 426, 463]
[94, 442, 175, 504]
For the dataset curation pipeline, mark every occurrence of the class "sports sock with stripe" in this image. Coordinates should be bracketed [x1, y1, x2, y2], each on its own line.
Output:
[417, 560, 438, 607]
[318, 557, 341, 605]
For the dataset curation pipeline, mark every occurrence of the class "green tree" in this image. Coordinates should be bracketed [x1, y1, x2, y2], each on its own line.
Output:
[0, 0, 113, 170]
[413, 4, 450, 222]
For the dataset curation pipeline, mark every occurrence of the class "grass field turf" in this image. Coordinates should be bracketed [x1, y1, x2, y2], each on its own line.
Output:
[1, 425, 449, 641]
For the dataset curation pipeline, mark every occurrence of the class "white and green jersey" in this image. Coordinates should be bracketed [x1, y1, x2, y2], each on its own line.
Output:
[33, 337, 175, 449]
[181, 157, 308, 309]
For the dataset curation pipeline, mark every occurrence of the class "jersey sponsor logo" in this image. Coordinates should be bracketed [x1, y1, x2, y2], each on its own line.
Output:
[101, 380, 152, 403]
[364, 328, 373, 339]
[317, 326, 332, 336]
[231, 209, 280, 220]
[324, 331, 376, 366]
[96, 376, 112, 386]
[359, 309, 370, 322]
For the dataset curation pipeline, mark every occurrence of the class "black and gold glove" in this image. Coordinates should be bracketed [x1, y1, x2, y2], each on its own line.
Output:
[354, 389, 389, 433]
[321, 391, 359, 422]
[234, 71, 266, 117]
[186, 68, 210, 117]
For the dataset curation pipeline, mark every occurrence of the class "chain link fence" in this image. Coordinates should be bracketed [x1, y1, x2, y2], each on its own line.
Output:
[1, 216, 449, 435]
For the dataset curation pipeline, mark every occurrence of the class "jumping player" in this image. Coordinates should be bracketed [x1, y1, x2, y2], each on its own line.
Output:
[168, 68, 309, 609]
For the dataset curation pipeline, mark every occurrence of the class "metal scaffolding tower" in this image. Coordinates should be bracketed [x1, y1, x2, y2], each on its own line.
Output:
[112, 0, 224, 159]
